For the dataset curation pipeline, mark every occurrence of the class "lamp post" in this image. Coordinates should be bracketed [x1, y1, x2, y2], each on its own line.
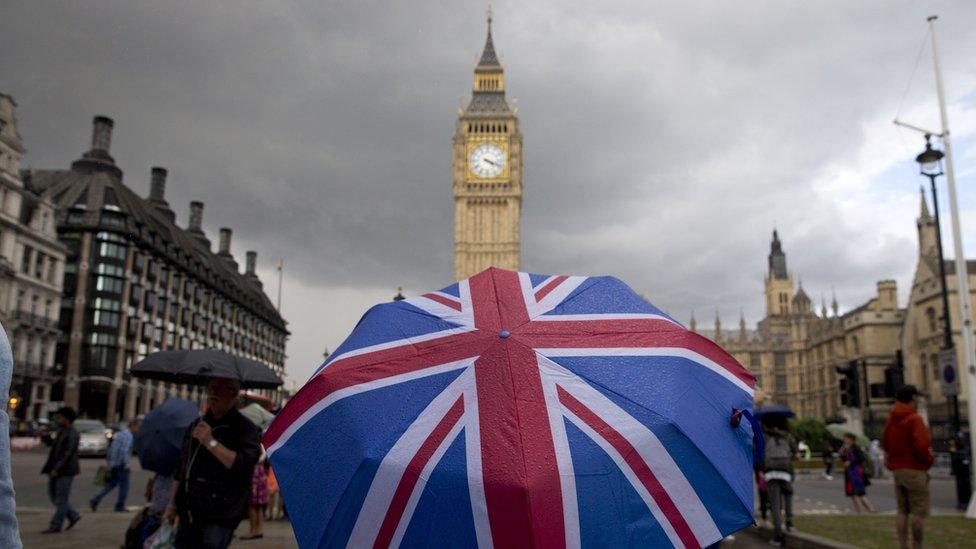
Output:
[917, 135, 971, 509]
[916, 136, 959, 431]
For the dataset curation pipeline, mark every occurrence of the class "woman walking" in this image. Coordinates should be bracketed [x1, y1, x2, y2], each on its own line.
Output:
[841, 433, 876, 513]
[240, 457, 269, 540]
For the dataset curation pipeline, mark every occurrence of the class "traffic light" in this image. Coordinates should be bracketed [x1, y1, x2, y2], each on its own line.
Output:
[884, 350, 905, 398]
[7, 396, 19, 411]
[836, 360, 860, 408]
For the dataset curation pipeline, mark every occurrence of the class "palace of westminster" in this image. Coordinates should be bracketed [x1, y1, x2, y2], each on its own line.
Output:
[451, 16, 970, 442]
[0, 14, 969, 443]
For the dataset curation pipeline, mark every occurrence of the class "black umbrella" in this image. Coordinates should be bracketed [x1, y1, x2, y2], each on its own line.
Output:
[135, 398, 199, 474]
[755, 403, 796, 419]
[131, 349, 283, 389]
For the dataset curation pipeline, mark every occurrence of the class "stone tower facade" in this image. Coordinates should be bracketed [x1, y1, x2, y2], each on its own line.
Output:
[452, 14, 522, 280]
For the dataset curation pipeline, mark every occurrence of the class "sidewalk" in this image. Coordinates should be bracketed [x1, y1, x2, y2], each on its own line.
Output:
[17, 506, 298, 548]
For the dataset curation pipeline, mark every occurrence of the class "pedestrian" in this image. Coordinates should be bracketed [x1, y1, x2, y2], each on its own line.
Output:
[0, 324, 21, 547]
[755, 468, 769, 524]
[883, 384, 934, 549]
[265, 463, 281, 521]
[869, 439, 885, 479]
[761, 415, 796, 546]
[40, 406, 81, 534]
[821, 439, 835, 480]
[840, 433, 876, 513]
[241, 456, 268, 540]
[165, 377, 261, 549]
[90, 418, 140, 512]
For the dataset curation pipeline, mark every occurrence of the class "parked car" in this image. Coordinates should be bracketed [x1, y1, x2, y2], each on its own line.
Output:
[74, 419, 111, 456]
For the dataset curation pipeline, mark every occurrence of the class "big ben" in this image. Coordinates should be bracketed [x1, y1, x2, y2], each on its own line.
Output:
[453, 13, 522, 280]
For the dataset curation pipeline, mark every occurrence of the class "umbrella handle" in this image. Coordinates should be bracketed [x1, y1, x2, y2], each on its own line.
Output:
[731, 408, 765, 468]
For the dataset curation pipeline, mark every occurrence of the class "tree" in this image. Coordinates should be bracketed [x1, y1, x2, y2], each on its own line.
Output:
[789, 417, 828, 454]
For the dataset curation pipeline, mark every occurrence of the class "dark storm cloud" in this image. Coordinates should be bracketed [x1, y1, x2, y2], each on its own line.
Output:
[3, 1, 975, 381]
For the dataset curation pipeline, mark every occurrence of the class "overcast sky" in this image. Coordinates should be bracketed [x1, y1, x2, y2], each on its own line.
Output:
[3, 1, 976, 387]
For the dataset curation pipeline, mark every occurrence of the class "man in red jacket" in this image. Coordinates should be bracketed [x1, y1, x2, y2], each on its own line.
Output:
[883, 385, 934, 549]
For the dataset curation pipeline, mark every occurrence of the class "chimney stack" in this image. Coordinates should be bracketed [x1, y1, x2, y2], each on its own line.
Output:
[219, 228, 232, 255]
[189, 202, 204, 232]
[245, 251, 257, 275]
[149, 167, 168, 203]
[91, 115, 114, 152]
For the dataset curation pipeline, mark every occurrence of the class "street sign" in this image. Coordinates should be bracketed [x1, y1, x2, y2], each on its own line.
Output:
[939, 348, 961, 397]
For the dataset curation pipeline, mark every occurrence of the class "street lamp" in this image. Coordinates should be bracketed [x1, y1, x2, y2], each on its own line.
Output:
[916, 134, 970, 509]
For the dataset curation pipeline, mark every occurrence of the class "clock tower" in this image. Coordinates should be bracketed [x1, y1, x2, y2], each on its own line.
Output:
[453, 12, 522, 280]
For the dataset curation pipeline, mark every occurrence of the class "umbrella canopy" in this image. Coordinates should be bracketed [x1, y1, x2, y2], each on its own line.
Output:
[755, 403, 796, 419]
[131, 349, 283, 389]
[240, 402, 275, 430]
[826, 423, 871, 448]
[265, 268, 758, 548]
[135, 398, 199, 475]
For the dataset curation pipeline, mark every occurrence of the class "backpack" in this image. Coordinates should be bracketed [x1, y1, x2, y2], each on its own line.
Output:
[764, 434, 793, 472]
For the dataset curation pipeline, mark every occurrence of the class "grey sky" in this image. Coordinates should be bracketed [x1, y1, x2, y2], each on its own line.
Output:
[3, 1, 976, 385]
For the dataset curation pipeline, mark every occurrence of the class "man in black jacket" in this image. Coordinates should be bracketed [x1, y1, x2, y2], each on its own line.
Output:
[40, 406, 81, 534]
[165, 378, 261, 549]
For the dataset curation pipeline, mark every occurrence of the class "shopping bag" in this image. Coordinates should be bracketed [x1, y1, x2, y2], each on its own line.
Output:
[94, 465, 113, 486]
[143, 521, 174, 549]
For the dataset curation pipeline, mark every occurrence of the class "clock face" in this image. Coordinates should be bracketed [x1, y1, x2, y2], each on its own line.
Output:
[469, 143, 505, 179]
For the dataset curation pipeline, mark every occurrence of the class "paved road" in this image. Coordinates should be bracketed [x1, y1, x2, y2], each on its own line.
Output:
[12, 449, 154, 510]
[780, 471, 960, 515]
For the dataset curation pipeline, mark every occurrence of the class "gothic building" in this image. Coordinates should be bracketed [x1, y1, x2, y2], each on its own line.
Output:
[695, 230, 904, 436]
[25, 115, 288, 422]
[900, 189, 974, 442]
[0, 93, 68, 421]
[453, 14, 523, 280]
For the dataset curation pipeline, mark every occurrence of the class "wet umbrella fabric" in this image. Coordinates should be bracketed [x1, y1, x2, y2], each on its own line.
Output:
[135, 398, 199, 475]
[240, 402, 275, 430]
[131, 349, 283, 389]
[826, 423, 871, 448]
[755, 404, 796, 419]
[265, 268, 758, 548]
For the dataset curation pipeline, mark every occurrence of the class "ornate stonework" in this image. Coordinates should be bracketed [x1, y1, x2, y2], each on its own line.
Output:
[453, 15, 522, 280]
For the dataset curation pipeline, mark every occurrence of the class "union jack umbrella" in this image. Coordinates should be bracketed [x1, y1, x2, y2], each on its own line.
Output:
[265, 268, 757, 548]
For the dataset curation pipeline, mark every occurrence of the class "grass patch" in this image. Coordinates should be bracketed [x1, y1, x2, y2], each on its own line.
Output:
[794, 515, 976, 548]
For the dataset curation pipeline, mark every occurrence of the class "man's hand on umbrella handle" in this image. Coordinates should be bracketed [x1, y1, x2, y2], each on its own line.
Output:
[192, 421, 213, 446]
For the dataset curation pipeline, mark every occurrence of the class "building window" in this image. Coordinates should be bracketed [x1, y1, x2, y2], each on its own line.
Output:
[92, 310, 120, 327]
[774, 352, 786, 368]
[926, 307, 937, 334]
[99, 242, 127, 260]
[776, 374, 788, 392]
[931, 354, 940, 381]
[95, 275, 124, 294]
[851, 336, 859, 356]
[47, 257, 57, 283]
[20, 246, 31, 273]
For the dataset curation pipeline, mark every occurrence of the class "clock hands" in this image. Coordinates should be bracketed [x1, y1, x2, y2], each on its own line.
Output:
[481, 158, 499, 167]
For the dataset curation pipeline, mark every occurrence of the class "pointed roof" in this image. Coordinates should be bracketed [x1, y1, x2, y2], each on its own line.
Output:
[919, 186, 931, 220]
[768, 229, 788, 280]
[478, 11, 500, 67]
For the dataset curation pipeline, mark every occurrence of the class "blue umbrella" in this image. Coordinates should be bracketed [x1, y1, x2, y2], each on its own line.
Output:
[135, 398, 199, 474]
[266, 268, 758, 548]
[755, 403, 796, 419]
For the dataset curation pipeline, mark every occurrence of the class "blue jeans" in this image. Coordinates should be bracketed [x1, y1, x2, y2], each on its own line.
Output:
[48, 475, 79, 530]
[0, 326, 21, 546]
[91, 466, 130, 511]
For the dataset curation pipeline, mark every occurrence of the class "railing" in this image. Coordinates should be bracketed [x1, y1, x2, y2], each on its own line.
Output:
[10, 310, 59, 330]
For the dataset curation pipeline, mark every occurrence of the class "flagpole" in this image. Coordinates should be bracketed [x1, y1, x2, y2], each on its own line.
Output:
[925, 15, 976, 518]
[277, 259, 284, 312]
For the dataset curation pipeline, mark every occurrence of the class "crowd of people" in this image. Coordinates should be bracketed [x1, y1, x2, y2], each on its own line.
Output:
[756, 383, 935, 548]
[36, 376, 283, 549]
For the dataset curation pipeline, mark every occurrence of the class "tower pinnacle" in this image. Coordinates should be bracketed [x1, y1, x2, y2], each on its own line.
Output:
[478, 7, 500, 67]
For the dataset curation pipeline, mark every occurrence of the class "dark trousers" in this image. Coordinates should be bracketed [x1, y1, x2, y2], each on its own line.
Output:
[767, 479, 793, 538]
[174, 520, 235, 549]
[48, 475, 80, 529]
[92, 466, 130, 511]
